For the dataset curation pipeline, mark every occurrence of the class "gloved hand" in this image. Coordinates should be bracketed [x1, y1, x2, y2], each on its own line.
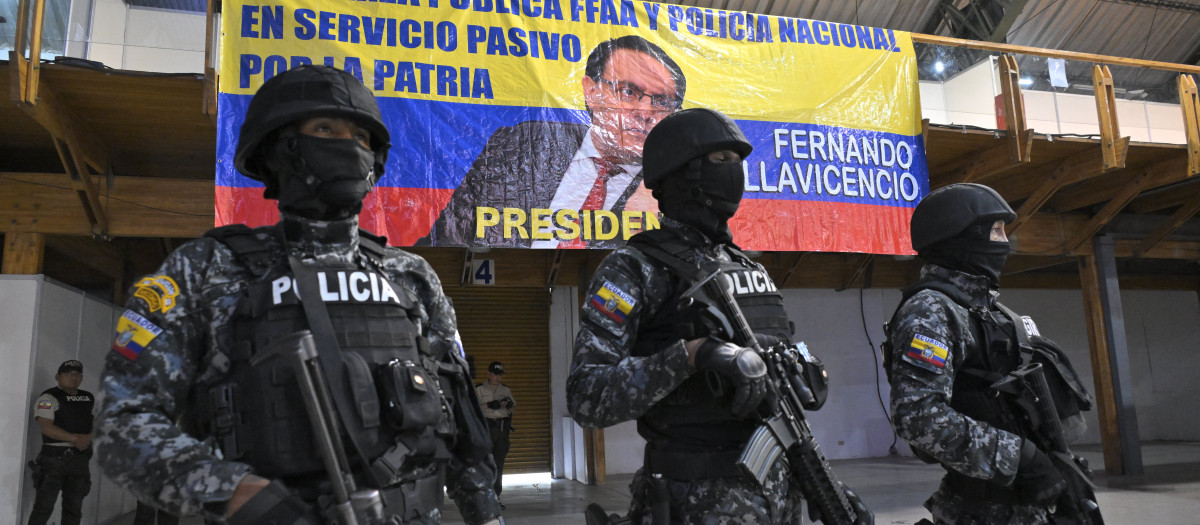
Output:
[808, 484, 874, 524]
[694, 340, 768, 418]
[1014, 439, 1067, 505]
[501, 398, 515, 408]
[227, 479, 320, 525]
[487, 400, 502, 409]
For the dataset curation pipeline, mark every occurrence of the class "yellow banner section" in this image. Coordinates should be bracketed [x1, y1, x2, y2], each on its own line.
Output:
[220, 0, 919, 133]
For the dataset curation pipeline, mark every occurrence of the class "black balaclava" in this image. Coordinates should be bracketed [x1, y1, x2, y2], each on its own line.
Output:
[655, 156, 745, 244]
[262, 127, 377, 221]
[922, 219, 1011, 288]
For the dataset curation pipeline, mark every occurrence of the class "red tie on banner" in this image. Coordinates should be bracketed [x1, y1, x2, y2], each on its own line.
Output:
[560, 158, 623, 248]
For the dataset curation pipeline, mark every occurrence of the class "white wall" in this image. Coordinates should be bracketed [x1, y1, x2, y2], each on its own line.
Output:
[920, 63, 1187, 145]
[0, 276, 138, 525]
[87, 0, 206, 73]
[549, 284, 1200, 476]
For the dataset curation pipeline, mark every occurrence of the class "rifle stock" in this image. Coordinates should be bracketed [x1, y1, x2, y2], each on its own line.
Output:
[283, 330, 386, 525]
[682, 272, 861, 525]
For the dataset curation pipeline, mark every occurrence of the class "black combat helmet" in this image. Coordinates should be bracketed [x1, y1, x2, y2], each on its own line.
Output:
[642, 108, 752, 190]
[910, 183, 1016, 252]
[234, 65, 391, 197]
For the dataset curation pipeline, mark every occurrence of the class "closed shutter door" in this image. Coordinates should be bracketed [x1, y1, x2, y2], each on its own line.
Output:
[445, 287, 551, 474]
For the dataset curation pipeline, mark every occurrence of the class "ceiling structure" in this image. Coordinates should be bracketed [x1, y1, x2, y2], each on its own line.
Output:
[3, 0, 1200, 299]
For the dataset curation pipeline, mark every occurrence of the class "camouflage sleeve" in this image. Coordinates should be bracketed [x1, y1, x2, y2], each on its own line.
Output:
[566, 249, 694, 428]
[888, 290, 1022, 485]
[96, 239, 252, 518]
[385, 251, 501, 523]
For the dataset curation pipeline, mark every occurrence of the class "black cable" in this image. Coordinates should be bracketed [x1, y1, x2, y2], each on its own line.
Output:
[1061, 0, 1102, 50]
[1140, 6, 1159, 60]
[860, 288, 899, 451]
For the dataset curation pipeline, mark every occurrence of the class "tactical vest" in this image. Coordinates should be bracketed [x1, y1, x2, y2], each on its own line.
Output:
[626, 229, 792, 448]
[41, 387, 94, 445]
[883, 279, 1093, 438]
[199, 225, 454, 493]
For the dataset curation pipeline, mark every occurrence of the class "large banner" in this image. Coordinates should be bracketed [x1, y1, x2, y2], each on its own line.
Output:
[217, 0, 928, 254]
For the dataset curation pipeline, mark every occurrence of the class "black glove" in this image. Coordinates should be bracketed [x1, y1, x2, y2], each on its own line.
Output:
[1015, 439, 1067, 505]
[227, 479, 320, 525]
[808, 484, 874, 525]
[502, 398, 514, 408]
[487, 400, 502, 409]
[694, 340, 768, 418]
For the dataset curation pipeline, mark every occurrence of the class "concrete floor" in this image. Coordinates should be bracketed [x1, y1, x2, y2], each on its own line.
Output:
[114, 441, 1200, 525]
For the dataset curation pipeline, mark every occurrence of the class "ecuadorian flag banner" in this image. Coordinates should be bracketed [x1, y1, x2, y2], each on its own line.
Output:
[216, 0, 927, 254]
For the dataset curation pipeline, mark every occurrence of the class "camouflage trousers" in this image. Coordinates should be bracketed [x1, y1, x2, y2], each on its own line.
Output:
[926, 477, 1050, 525]
[628, 458, 803, 525]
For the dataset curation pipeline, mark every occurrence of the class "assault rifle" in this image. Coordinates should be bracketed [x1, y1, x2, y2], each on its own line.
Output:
[991, 362, 1104, 525]
[279, 330, 387, 525]
[678, 270, 867, 525]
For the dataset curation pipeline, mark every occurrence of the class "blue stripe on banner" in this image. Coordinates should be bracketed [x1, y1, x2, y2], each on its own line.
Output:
[216, 94, 586, 189]
[215, 97, 928, 209]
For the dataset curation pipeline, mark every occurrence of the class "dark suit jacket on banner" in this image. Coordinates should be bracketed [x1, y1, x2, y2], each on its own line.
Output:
[420, 120, 643, 248]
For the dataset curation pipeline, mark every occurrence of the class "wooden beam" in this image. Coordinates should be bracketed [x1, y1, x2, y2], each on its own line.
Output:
[1093, 66, 1129, 171]
[1126, 180, 1200, 213]
[1008, 145, 1108, 233]
[0, 173, 214, 237]
[15, 76, 111, 174]
[1046, 153, 1188, 213]
[1078, 254, 1123, 475]
[3, 232, 46, 274]
[13, 0, 29, 61]
[24, 0, 45, 104]
[1137, 198, 1200, 257]
[910, 34, 1200, 75]
[941, 140, 1027, 186]
[998, 54, 1033, 164]
[1011, 212, 1200, 259]
[583, 427, 605, 486]
[1181, 74, 1200, 177]
[1061, 170, 1153, 253]
[52, 137, 109, 235]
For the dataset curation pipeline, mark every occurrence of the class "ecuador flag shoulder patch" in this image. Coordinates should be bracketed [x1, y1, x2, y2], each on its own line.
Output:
[589, 281, 636, 324]
[904, 333, 949, 372]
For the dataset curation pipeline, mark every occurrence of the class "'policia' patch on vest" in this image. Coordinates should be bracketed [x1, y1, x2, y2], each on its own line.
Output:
[133, 275, 180, 313]
[270, 270, 405, 305]
[113, 310, 165, 360]
[720, 268, 778, 295]
[903, 333, 949, 373]
[589, 281, 636, 323]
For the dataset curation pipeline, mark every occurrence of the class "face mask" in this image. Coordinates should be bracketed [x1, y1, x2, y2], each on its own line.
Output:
[924, 237, 1011, 288]
[656, 157, 745, 242]
[267, 132, 377, 221]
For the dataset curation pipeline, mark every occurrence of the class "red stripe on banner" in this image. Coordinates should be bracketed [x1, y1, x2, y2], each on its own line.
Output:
[731, 199, 916, 254]
[215, 187, 453, 246]
[215, 187, 278, 229]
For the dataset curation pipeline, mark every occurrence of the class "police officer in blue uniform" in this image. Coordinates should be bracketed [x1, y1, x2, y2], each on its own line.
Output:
[95, 65, 502, 525]
[29, 359, 95, 525]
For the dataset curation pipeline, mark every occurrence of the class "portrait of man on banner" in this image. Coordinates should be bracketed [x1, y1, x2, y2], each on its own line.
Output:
[419, 35, 686, 249]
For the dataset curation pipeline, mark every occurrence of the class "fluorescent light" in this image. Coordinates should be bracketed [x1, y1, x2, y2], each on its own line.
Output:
[1019, 77, 1033, 86]
[934, 61, 945, 73]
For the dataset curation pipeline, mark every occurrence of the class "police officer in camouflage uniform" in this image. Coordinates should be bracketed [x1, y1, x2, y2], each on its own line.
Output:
[885, 183, 1068, 524]
[96, 65, 502, 525]
[567, 108, 869, 524]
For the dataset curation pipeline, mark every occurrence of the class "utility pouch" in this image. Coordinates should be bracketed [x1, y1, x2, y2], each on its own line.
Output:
[378, 359, 442, 431]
